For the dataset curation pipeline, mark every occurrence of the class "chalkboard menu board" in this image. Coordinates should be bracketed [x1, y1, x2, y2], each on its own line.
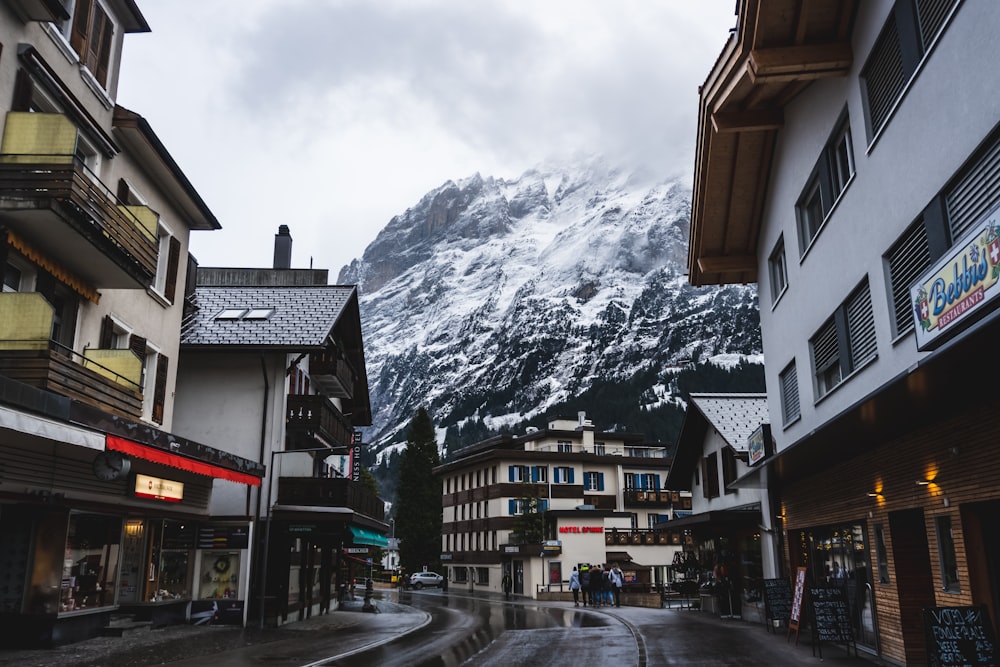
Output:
[763, 578, 792, 624]
[923, 606, 996, 667]
[809, 586, 854, 643]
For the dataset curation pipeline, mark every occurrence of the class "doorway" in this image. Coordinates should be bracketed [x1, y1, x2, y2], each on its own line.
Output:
[513, 560, 524, 595]
[888, 508, 936, 665]
[961, 500, 1000, 639]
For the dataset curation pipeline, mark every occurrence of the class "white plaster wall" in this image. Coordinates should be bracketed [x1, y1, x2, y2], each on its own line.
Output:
[756, 1, 1000, 452]
[173, 350, 289, 516]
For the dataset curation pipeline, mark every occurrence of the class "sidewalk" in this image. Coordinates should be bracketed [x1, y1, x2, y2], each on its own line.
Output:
[0, 596, 429, 667]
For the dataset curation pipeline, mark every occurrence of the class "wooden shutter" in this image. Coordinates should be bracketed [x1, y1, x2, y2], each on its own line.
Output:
[91, 5, 113, 86]
[99, 315, 114, 349]
[128, 333, 146, 360]
[152, 354, 168, 424]
[12, 70, 33, 112]
[70, 0, 92, 57]
[164, 236, 181, 303]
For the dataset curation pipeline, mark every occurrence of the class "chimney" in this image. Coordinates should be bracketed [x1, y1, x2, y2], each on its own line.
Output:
[273, 225, 292, 269]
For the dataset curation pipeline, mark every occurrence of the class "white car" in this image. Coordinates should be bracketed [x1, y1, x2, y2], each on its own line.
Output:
[409, 571, 444, 589]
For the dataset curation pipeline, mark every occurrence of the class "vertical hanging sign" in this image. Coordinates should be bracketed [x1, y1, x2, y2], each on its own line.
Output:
[351, 431, 362, 482]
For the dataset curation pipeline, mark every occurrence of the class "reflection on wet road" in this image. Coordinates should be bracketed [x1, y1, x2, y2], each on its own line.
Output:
[320, 590, 616, 667]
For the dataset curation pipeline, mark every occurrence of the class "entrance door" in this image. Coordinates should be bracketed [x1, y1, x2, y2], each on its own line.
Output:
[888, 508, 936, 665]
[961, 501, 1000, 639]
[513, 560, 524, 595]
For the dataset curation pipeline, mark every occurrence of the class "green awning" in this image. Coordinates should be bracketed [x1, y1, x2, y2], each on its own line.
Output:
[349, 525, 388, 548]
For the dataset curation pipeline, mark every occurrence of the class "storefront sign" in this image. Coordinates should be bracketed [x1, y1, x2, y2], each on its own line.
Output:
[558, 526, 603, 533]
[344, 547, 369, 554]
[197, 525, 250, 549]
[912, 206, 1000, 351]
[747, 424, 772, 466]
[503, 546, 520, 553]
[351, 445, 361, 481]
[542, 540, 562, 555]
[134, 474, 183, 502]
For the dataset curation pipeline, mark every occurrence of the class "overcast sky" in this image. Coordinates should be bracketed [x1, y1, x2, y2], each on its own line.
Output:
[117, 1, 737, 276]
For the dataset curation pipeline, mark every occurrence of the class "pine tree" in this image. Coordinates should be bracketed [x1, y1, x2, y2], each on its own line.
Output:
[395, 407, 442, 574]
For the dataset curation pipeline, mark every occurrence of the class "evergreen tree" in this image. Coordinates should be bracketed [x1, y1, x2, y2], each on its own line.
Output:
[395, 407, 442, 574]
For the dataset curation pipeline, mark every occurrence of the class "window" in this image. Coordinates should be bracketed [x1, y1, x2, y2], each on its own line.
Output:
[476, 567, 489, 584]
[557, 440, 572, 452]
[508, 465, 529, 483]
[935, 514, 960, 592]
[508, 499, 547, 515]
[874, 524, 890, 584]
[885, 217, 932, 337]
[531, 466, 547, 483]
[810, 278, 878, 399]
[702, 453, 720, 499]
[779, 361, 801, 425]
[594, 442, 605, 455]
[583, 472, 604, 492]
[796, 113, 855, 255]
[722, 448, 739, 492]
[69, 0, 115, 87]
[861, 0, 960, 140]
[154, 228, 181, 303]
[3, 262, 23, 292]
[945, 125, 1000, 242]
[244, 308, 274, 320]
[768, 237, 788, 304]
[553, 466, 574, 484]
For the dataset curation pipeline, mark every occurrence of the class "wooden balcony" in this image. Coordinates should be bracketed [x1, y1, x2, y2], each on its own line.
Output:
[623, 489, 674, 508]
[0, 292, 143, 419]
[286, 394, 353, 447]
[277, 477, 384, 522]
[0, 113, 158, 289]
[308, 350, 355, 399]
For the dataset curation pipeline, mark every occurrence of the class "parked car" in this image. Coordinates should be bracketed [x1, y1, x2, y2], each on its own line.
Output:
[409, 571, 444, 589]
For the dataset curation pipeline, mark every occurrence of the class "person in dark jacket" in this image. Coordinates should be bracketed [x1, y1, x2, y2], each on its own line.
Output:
[589, 565, 604, 606]
[580, 565, 591, 607]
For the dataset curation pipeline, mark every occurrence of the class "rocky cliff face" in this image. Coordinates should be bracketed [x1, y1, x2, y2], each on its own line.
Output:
[338, 157, 762, 469]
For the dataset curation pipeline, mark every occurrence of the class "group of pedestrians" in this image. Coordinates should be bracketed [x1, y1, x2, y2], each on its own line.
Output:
[569, 563, 624, 607]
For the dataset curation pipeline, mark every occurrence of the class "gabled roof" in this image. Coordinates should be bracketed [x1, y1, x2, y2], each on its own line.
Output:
[666, 393, 768, 490]
[181, 285, 358, 349]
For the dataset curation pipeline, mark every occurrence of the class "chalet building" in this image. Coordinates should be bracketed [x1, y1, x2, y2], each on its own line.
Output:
[175, 226, 381, 627]
[690, 1, 1000, 663]
[0, 1, 263, 647]
[434, 413, 691, 599]
[664, 394, 777, 620]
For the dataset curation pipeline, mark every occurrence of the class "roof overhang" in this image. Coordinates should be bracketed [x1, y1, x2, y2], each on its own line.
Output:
[688, 0, 858, 287]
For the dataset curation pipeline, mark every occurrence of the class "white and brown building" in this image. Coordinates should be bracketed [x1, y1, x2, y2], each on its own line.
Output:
[435, 413, 690, 599]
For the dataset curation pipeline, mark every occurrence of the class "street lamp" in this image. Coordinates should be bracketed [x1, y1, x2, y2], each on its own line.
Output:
[258, 446, 346, 629]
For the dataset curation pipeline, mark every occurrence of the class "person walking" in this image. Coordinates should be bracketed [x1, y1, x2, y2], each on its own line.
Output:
[569, 566, 581, 606]
[580, 565, 591, 607]
[609, 563, 624, 607]
[502, 571, 513, 600]
[601, 566, 613, 606]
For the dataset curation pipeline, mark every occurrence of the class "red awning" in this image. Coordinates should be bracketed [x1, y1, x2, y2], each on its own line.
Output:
[106, 435, 261, 486]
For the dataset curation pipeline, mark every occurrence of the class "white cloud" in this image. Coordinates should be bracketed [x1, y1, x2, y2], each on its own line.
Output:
[117, 1, 736, 277]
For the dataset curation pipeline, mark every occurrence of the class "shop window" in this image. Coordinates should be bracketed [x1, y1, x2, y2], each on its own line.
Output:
[874, 524, 890, 584]
[768, 236, 788, 305]
[453, 568, 468, 583]
[476, 567, 489, 584]
[61, 512, 122, 612]
[935, 515, 960, 592]
[779, 361, 801, 425]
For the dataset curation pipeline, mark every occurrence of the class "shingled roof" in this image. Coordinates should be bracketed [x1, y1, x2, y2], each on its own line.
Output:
[181, 285, 358, 349]
[667, 393, 769, 490]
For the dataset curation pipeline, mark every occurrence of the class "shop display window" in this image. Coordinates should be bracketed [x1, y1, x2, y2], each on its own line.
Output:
[61, 512, 122, 612]
[145, 520, 195, 601]
[199, 551, 241, 600]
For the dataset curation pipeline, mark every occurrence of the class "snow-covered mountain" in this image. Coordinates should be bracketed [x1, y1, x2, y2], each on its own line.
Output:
[338, 157, 762, 472]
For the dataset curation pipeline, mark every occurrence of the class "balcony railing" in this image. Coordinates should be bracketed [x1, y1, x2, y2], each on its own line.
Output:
[286, 394, 353, 446]
[623, 489, 674, 508]
[0, 113, 158, 288]
[277, 477, 384, 522]
[308, 350, 355, 399]
[605, 529, 677, 547]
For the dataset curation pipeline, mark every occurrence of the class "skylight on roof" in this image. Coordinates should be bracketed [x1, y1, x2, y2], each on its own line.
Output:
[216, 308, 247, 320]
[244, 308, 275, 320]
